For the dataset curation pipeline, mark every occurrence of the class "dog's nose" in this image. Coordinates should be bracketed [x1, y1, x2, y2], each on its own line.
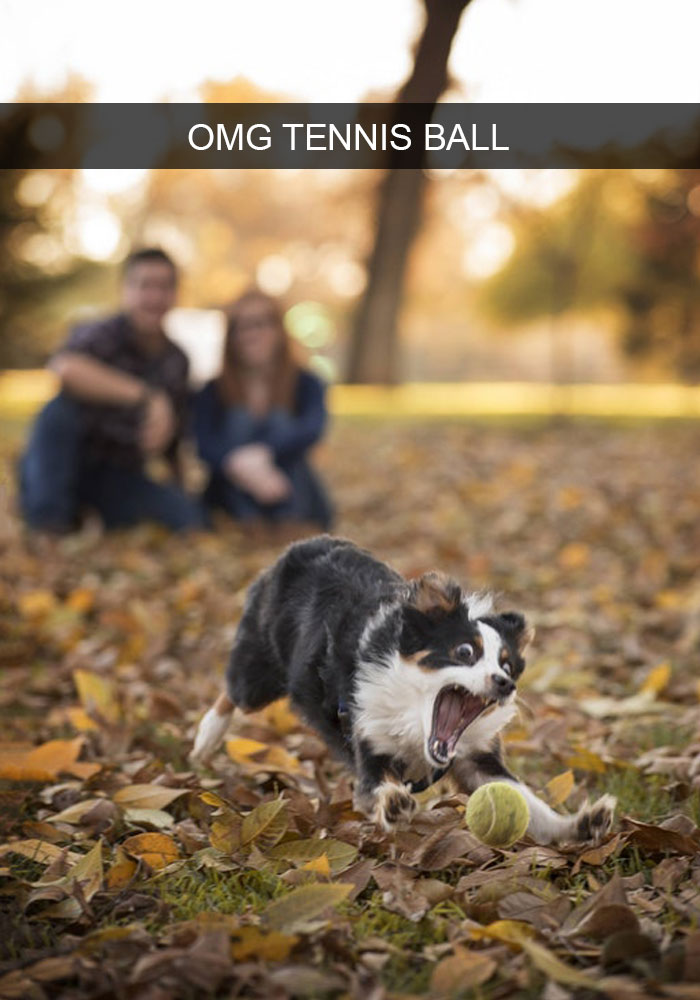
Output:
[491, 674, 515, 698]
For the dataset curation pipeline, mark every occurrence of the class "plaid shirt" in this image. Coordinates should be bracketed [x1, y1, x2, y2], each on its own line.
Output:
[56, 312, 190, 468]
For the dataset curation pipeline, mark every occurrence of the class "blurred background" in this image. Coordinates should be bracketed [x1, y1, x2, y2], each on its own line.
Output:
[1, 0, 700, 393]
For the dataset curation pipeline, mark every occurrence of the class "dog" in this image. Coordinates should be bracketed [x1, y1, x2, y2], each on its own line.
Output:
[191, 536, 615, 843]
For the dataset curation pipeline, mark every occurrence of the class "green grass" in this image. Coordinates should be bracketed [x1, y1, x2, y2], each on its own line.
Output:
[143, 866, 284, 926]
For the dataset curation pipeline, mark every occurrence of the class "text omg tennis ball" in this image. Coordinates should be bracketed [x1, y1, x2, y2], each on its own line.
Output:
[465, 782, 530, 848]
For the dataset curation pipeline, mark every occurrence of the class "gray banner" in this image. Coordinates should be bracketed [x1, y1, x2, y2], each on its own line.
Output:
[1, 103, 698, 169]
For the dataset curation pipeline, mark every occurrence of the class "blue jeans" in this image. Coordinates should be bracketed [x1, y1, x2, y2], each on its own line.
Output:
[200, 408, 333, 530]
[204, 461, 333, 529]
[19, 394, 206, 532]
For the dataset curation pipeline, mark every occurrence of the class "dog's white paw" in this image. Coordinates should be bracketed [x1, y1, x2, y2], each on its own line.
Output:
[372, 780, 417, 831]
[190, 705, 231, 766]
[575, 794, 617, 843]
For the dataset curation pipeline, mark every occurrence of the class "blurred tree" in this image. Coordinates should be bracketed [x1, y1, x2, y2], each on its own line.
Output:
[480, 170, 700, 381]
[0, 87, 99, 366]
[346, 0, 474, 384]
[620, 171, 700, 380]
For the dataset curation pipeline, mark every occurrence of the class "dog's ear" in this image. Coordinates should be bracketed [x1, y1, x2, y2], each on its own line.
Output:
[407, 571, 461, 619]
[499, 611, 535, 653]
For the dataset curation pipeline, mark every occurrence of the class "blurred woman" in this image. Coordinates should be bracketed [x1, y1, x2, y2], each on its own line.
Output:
[194, 289, 333, 529]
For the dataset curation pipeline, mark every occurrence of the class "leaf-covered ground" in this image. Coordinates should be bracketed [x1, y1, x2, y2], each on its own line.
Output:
[1, 416, 700, 1000]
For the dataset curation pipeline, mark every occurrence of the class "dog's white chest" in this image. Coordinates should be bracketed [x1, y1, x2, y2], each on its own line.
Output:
[352, 653, 517, 777]
[353, 655, 434, 771]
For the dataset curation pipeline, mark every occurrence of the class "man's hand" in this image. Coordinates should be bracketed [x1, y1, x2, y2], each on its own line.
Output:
[140, 390, 176, 455]
[223, 444, 291, 504]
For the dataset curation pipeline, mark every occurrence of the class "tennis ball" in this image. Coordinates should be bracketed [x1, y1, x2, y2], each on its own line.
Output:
[465, 782, 530, 848]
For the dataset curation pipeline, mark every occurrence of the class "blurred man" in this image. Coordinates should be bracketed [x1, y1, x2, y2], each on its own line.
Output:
[19, 248, 205, 533]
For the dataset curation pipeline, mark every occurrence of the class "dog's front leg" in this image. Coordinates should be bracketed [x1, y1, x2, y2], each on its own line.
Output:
[452, 747, 615, 845]
[352, 740, 416, 831]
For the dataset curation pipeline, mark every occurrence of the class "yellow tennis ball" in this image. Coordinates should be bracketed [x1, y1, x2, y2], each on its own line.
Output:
[465, 782, 530, 848]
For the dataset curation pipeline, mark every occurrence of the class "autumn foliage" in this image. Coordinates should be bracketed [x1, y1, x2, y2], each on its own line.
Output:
[1, 418, 700, 998]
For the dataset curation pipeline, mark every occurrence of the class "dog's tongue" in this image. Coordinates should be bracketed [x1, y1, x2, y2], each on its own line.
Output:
[430, 688, 485, 764]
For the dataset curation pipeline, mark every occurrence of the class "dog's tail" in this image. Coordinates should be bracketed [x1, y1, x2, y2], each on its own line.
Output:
[190, 692, 234, 765]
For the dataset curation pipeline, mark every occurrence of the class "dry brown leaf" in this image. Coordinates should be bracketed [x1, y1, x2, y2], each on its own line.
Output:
[122, 832, 180, 870]
[264, 882, 353, 932]
[113, 784, 188, 810]
[430, 945, 497, 996]
[240, 798, 288, 851]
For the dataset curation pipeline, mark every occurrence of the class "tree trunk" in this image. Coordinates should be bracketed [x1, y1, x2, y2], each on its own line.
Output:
[346, 0, 473, 384]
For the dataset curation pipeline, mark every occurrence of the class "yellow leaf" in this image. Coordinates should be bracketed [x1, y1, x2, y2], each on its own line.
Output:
[654, 590, 683, 610]
[431, 946, 496, 996]
[113, 784, 187, 810]
[260, 698, 300, 735]
[267, 838, 358, 874]
[240, 798, 288, 851]
[63, 840, 103, 902]
[640, 662, 671, 696]
[209, 813, 242, 853]
[65, 588, 95, 614]
[545, 770, 575, 807]
[18, 589, 57, 619]
[469, 921, 603, 990]
[0, 737, 100, 782]
[0, 840, 78, 866]
[264, 882, 353, 932]
[565, 748, 606, 774]
[122, 833, 180, 870]
[519, 937, 603, 991]
[263, 745, 301, 774]
[200, 791, 231, 810]
[73, 670, 121, 725]
[300, 853, 331, 878]
[226, 738, 268, 764]
[230, 926, 299, 962]
[106, 846, 137, 889]
[558, 543, 590, 570]
[469, 920, 535, 945]
[65, 707, 99, 732]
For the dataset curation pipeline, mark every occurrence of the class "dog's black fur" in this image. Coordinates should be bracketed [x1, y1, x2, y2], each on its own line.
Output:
[193, 536, 616, 842]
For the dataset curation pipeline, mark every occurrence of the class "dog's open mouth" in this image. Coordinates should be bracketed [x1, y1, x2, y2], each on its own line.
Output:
[428, 686, 490, 766]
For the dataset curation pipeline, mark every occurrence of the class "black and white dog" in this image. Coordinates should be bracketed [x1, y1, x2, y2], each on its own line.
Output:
[192, 536, 614, 843]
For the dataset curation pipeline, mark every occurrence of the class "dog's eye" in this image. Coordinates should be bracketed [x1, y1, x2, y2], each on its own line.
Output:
[456, 643, 476, 664]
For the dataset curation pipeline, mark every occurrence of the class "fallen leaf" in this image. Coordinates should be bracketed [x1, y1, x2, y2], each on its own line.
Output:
[240, 798, 288, 851]
[431, 945, 496, 996]
[113, 784, 188, 810]
[639, 662, 671, 695]
[106, 845, 138, 889]
[264, 882, 353, 932]
[73, 669, 121, 724]
[18, 589, 57, 619]
[0, 738, 100, 782]
[545, 770, 575, 807]
[267, 837, 358, 874]
[230, 926, 299, 962]
[122, 833, 180, 870]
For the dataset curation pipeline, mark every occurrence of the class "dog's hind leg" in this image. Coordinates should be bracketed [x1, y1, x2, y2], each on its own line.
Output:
[190, 692, 235, 765]
[452, 748, 616, 845]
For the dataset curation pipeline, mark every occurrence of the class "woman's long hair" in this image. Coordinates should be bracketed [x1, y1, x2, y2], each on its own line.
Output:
[216, 289, 299, 412]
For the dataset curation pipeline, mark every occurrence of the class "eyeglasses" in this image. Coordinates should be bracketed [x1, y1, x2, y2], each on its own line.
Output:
[233, 313, 278, 333]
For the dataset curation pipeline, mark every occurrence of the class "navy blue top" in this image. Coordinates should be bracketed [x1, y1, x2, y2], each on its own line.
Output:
[56, 312, 189, 467]
[193, 370, 328, 472]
